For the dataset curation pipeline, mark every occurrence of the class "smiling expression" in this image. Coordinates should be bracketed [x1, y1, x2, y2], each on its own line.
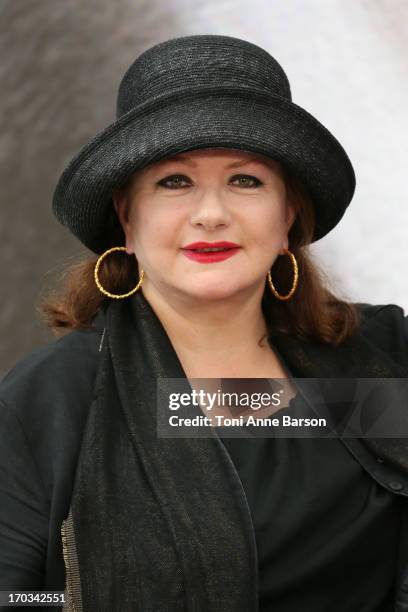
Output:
[112, 147, 296, 302]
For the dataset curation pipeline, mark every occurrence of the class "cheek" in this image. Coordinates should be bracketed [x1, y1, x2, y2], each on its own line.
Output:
[132, 210, 181, 250]
[247, 206, 287, 243]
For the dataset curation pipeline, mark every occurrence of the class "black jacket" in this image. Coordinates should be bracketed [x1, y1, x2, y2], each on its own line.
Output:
[1, 301, 408, 611]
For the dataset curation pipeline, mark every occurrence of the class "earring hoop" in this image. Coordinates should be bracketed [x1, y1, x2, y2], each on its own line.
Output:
[94, 246, 144, 299]
[267, 249, 298, 301]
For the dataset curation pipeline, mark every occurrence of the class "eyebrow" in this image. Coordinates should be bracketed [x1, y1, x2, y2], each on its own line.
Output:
[155, 154, 275, 169]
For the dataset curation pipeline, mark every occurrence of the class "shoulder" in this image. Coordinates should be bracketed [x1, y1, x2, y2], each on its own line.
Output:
[353, 301, 408, 366]
[0, 318, 104, 436]
[355, 301, 406, 321]
[0, 317, 105, 509]
[354, 301, 407, 332]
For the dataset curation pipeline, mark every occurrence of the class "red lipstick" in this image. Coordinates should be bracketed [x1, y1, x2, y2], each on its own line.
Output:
[182, 241, 240, 249]
[181, 241, 241, 264]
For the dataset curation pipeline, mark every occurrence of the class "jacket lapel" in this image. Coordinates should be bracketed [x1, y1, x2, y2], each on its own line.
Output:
[269, 325, 408, 471]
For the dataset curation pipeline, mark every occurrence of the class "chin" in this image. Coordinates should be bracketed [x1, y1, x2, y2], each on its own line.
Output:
[182, 283, 243, 301]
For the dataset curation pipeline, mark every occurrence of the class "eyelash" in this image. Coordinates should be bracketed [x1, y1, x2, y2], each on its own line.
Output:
[157, 174, 263, 189]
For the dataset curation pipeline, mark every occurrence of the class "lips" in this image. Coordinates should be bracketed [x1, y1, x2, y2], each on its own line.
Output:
[182, 241, 240, 251]
[181, 246, 241, 264]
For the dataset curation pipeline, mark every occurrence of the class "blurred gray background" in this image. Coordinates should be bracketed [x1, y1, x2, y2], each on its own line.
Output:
[1, 0, 407, 376]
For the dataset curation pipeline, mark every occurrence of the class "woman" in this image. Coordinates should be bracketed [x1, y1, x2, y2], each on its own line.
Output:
[1, 34, 408, 612]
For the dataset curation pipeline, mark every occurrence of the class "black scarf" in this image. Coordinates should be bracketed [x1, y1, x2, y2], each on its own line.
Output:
[62, 292, 408, 611]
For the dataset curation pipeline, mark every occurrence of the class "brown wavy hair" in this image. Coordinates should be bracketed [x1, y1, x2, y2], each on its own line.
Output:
[37, 164, 359, 345]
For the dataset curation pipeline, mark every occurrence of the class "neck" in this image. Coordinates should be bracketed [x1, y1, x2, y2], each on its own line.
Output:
[140, 282, 271, 371]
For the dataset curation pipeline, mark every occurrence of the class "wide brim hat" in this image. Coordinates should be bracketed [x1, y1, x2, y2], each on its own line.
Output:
[52, 34, 356, 255]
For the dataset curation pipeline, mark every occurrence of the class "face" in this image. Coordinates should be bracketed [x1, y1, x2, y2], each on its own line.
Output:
[113, 148, 296, 303]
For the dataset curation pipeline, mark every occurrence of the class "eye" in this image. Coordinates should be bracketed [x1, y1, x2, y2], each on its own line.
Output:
[231, 174, 263, 188]
[157, 174, 190, 189]
[157, 173, 264, 190]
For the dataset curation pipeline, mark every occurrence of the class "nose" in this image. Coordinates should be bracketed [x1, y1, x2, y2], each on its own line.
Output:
[189, 189, 232, 230]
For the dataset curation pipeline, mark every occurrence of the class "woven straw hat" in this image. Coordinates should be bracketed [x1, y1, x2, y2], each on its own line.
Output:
[52, 34, 356, 254]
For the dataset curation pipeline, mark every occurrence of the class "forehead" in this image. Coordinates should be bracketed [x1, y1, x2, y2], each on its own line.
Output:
[150, 149, 280, 170]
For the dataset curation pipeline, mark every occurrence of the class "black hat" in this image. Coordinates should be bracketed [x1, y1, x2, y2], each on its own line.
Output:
[52, 34, 356, 254]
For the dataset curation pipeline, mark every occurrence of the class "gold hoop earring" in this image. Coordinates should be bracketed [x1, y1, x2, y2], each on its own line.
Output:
[267, 249, 298, 301]
[94, 246, 144, 299]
